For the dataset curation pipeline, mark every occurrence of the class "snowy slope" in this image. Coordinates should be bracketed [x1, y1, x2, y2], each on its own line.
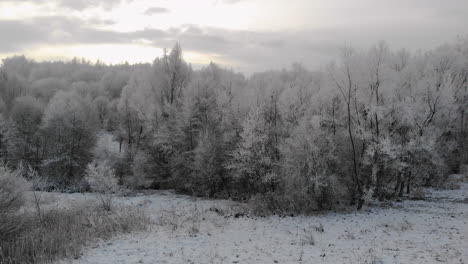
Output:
[51, 184, 467, 264]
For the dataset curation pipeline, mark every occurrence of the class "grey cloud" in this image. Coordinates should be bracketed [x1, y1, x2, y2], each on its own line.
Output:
[55, 0, 119, 10]
[0, 16, 166, 49]
[0, 10, 467, 73]
[0, 20, 46, 52]
[143, 7, 169, 15]
[136, 26, 341, 72]
[162, 23, 466, 72]
[0, 17, 311, 71]
[260, 39, 286, 49]
[86, 17, 116, 26]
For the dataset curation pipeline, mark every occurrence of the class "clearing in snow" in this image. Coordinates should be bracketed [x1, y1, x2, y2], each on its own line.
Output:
[46, 184, 468, 264]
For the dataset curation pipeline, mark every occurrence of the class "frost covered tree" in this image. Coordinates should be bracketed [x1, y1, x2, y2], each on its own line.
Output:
[30, 77, 67, 103]
[93, 96, 110, 128]
[99, 69, 130, 99]
[0, 68, 28, 114]
[41, 89, 98, 186]
[153, 42, 191, 106]
[175, 63, 237, 196]
[281, 115, 339, 211]
[6, 96, 43, 168]
[228, 105, 279, 196]
[329, 47, 365, 208]
[0, 40, 466, 209]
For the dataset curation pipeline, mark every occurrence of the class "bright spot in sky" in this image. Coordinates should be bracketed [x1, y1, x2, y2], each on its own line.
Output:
[0, 44, 163, 65]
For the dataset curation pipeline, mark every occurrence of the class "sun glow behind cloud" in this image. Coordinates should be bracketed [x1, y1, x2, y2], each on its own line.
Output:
[0, 0, 261, 65]
[0, 43, 229, 68]
[0, 44, 163, 64]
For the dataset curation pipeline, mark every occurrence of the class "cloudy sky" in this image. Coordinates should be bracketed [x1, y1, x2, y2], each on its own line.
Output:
[0, 0, 467, 73]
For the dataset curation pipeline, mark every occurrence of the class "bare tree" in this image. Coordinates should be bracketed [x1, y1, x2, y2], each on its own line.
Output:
[329, 47, 364, 209]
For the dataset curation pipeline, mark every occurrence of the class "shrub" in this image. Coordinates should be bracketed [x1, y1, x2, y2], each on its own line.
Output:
[84, 161, 119, 211]
[0, 164, 30, 239]
[248, 192, 292, 216]
[0, 164, 29, 215]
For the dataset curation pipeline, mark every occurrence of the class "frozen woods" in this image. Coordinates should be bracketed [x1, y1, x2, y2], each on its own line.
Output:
[0, 39, 468, 210]
[0, 39, 467, 263]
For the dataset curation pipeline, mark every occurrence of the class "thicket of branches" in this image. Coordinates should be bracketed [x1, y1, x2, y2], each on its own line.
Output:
[1, 39, 467, 211]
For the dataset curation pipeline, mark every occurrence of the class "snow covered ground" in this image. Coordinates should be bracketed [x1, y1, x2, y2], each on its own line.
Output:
[46, 184, 468, 264]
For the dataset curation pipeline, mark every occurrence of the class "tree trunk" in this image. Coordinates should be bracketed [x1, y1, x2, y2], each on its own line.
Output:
[347, 83, 363, 209]
[375, 163, 384, 201]
[394, 173, 402, 197]
[398, 181, 405, 197]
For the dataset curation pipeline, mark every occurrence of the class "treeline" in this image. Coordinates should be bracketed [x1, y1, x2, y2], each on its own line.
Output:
[0, 40, 467, 211]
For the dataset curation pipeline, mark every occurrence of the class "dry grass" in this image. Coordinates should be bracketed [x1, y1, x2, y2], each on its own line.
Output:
[0, 205, 150, 264]
[409, 187, 427, 200]
[156, 205, 203, 236]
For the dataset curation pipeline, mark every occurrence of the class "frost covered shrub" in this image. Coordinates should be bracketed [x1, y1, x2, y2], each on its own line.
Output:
[0, 164, 30, 239]
[84, 161, 119, 211]
[0, 165, 29, 214]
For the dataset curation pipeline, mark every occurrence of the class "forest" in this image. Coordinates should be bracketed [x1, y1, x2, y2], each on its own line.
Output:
[1, 38, 467, 213]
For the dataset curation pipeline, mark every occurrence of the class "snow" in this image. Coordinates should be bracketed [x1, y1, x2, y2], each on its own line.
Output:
[50, 184, 468, 264]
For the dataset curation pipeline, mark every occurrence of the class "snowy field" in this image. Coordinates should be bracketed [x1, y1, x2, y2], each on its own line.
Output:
[41, 184, 468, 264]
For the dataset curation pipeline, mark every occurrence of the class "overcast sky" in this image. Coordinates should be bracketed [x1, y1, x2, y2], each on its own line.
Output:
[0, 0, 467, 73]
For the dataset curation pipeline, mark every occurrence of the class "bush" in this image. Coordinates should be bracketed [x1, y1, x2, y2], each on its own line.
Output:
[84, 161, 119, 211]
[0, 165, 29, 215]
[248, 181, 339, 216]
[0, 164, 30, 239]
[248, 192, 293, 216]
